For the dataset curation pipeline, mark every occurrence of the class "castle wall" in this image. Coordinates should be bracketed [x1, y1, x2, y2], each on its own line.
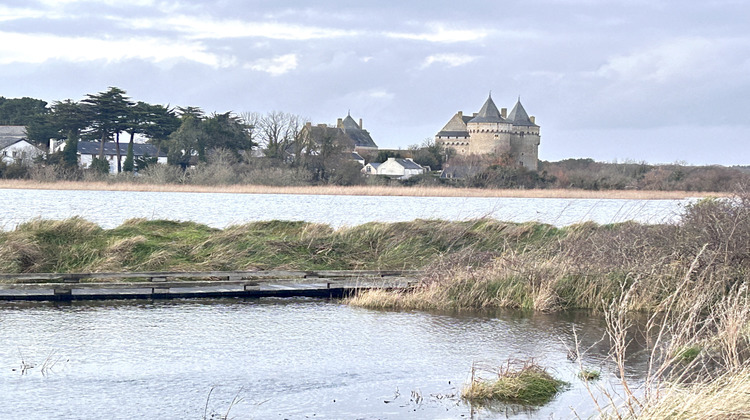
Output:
[435, 99, 540, 170]
[510, 130, 540, 170]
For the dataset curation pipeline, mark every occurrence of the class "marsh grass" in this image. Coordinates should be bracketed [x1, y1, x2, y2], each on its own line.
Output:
[0, 217, 558, 275]
[0, 179, 710, 199]
[462, 360, 567, 406]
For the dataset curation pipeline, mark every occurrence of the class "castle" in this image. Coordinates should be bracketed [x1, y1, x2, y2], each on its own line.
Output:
[435, 94, 540, 170]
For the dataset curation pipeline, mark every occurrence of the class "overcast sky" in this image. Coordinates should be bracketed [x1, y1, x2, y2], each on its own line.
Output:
[1, 0, 748, 165]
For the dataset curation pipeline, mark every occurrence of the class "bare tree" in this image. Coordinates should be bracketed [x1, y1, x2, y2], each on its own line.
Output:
[257, 111, 289, 160]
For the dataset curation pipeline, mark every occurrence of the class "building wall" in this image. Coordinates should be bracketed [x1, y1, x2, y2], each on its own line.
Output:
[80, 154, 167, 173]
[435, 120, 540, 171]
[1, 141, 44, 165]
[376, 158, 406, 178]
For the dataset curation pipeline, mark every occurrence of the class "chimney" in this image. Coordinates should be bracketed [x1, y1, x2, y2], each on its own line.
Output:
[359, 118, 363, 129]
[530, 116, 536, 124]
[501, 108, 507, 118]
[337, 118, 343, 128]
[305, 122, 312, 128]
[472, 112, 478, 117]
[457, 111, 463, 118]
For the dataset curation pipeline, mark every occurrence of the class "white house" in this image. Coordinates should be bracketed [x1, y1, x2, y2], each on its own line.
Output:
[0, 126, 44, 165]
[361, 161, 381, 175]
[50, 139, 167, 173]
[370, 157, 427, 180]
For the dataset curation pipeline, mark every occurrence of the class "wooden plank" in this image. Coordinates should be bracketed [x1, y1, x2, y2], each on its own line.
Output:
[0, 269, 422, 283]
[0, 276, 418, 290]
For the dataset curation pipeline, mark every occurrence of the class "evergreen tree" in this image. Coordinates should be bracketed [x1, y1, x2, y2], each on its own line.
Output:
[123, 141, 135, 172]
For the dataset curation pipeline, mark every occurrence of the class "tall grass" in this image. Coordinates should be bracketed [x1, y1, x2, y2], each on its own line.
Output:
[0, 179, 709, 199]
[0, 218, 557, 275]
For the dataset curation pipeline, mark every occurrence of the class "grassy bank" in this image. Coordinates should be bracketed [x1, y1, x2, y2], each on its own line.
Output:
[0, 179, 711, 199]
[2, 193, 748, 417]
[0, 217, 559, 275]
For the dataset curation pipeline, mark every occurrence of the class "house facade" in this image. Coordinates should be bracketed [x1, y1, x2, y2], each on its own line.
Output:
[50, 139, 167, 173]
[0, 126, 44, 165]
[435, 95, 540, 170]
[365, 157, 427, 179]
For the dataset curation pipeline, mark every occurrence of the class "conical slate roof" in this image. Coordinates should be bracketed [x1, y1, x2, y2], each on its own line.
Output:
[469, 94, 506, 123]
[506, 99, 537, 127]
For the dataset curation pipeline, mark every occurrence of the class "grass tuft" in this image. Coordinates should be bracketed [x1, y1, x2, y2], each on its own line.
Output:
[462, 360, 567, 406]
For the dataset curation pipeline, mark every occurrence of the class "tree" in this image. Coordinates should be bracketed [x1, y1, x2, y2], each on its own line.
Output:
[141, 104, 180, 157]
[50, 100, 90, 142]
[167, 113, 206, 168]
[304, 129, 351, 183]
[202, 112, 256, 159]
[0, 97, 48, 125]
[166, 110, 255, 168]
[81, 87, 133, 171]
[257, 111, 289, 160]
[123, 141, 135, 172]
[408, 138, 447, 171]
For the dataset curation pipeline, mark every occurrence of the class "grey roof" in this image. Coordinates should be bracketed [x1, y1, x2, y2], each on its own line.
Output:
[0, 137, 27, 149]
[341, 115, 378, 149]
[436, 130, 470, 137]
[437, 112, 470, 137]
[77, 141, 166, 157]
[351, 151, 364, 161]
[306, 126, 356, 150]
[341, 115, 361, 130]
[394, 158, 423, 170]
[367, 162, 381, 169]
[308, 116, 378, 149]
[506, 99, 537, 127]
[0, 126, 28, 149]
[0, 126, 26, 137]
[468, 95, 506, 124]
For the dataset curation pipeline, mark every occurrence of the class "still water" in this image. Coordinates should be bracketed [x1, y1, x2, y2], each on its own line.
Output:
[2, 188, 692, 229]
[1, 189, 661, 418]
[0, 298, 646, 419]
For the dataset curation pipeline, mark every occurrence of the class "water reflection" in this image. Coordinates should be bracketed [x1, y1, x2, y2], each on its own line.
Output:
[0, 298, 656, 419]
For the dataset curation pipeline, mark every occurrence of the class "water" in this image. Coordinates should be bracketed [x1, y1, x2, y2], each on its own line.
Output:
[1, 188, 692, 230]
[0, 189, 663, 418]
[0, 298, 647, 419]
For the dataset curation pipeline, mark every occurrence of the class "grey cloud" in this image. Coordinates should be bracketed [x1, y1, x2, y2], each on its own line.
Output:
[1, 0, 749, 164]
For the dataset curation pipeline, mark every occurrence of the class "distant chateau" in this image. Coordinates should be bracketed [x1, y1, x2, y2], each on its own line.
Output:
[435, 94, 540, 170]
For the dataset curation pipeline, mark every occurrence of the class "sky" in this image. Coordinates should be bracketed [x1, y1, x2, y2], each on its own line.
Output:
[1, 0, 748, 165]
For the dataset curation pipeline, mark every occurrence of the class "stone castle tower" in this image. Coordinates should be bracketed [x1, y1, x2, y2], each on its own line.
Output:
[435, 94, 540, 170]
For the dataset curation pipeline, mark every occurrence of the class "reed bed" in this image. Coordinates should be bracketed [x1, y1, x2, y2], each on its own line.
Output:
[0, 179, 710, 199]
[343, 191, 750, 417]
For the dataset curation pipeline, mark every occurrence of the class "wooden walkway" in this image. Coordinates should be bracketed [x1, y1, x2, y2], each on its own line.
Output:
[0, 270, 421, 301]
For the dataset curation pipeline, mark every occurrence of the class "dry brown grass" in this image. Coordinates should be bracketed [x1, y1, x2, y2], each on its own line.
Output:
[0, 179, 715, 199]
[628, 366, 750, 420]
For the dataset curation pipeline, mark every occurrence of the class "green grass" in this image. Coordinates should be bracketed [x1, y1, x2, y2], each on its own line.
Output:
[675, 345, 702, 364]
[578, 368, 601, 381]
[462, 363, 567, 405]
[0, 217, 560, 275]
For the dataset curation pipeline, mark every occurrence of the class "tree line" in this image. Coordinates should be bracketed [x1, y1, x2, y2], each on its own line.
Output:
[1, 87, 361, 178]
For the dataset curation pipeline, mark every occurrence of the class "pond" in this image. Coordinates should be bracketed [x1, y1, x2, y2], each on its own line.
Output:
[1, 188, 692, 230]
[0, 298, 647, 419]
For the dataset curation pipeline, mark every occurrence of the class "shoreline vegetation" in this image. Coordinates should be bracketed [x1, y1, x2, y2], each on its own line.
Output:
[0, 179, 717, 199]
[1, 191, 748, 417]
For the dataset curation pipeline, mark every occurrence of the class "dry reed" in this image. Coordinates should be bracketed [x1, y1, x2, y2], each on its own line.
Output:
[0, 179, 712, 199]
